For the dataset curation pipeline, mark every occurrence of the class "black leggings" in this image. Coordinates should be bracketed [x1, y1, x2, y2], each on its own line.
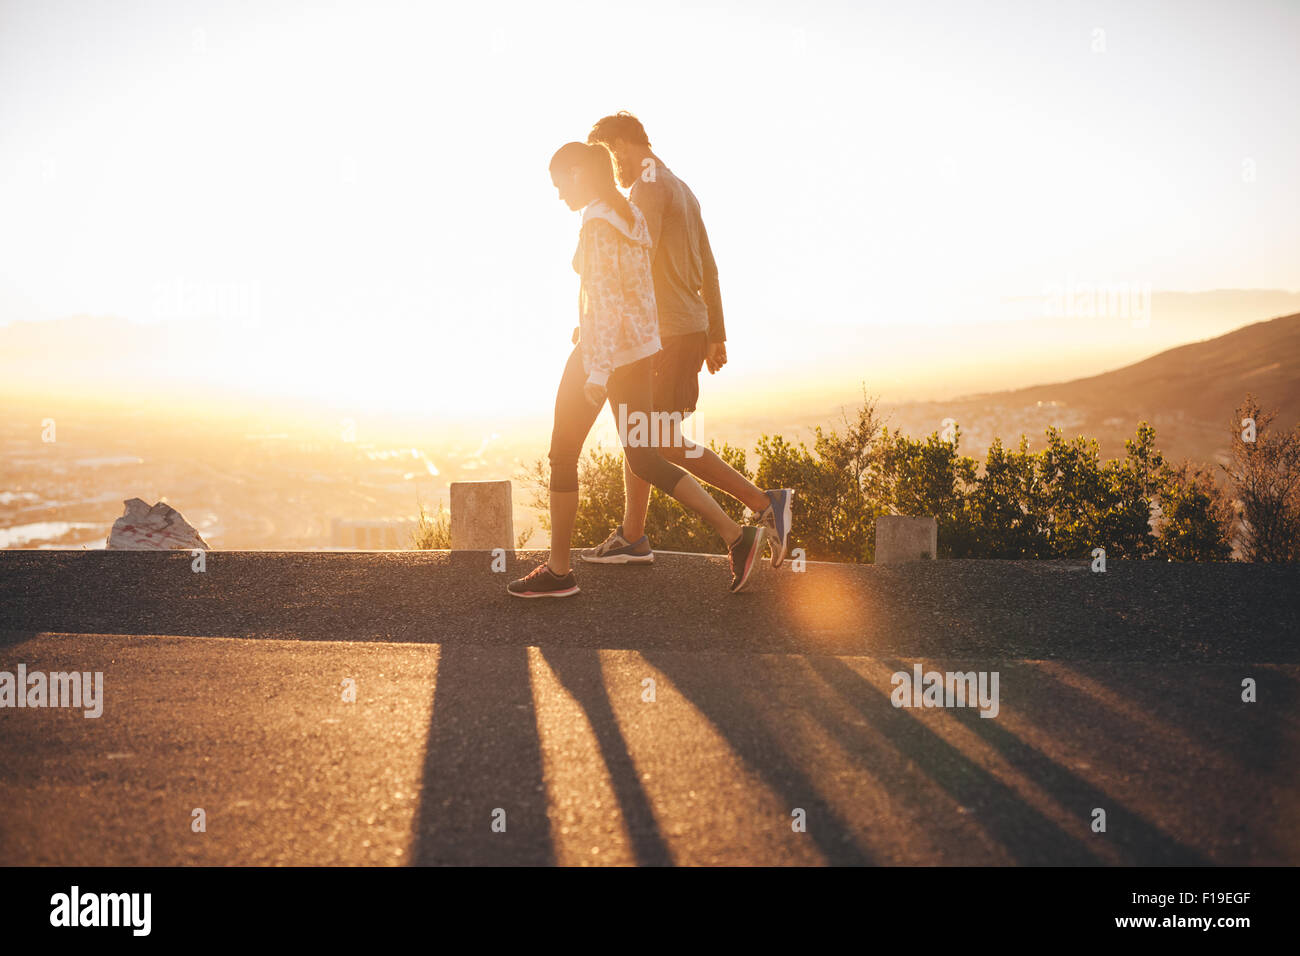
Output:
[549, 346, 687, 496]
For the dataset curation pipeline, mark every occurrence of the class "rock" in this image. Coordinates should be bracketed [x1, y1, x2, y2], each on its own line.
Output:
[106, 498, 209, 551]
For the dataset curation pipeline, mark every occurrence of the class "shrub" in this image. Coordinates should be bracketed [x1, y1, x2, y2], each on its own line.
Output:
[517, 392, 1274, 563]
[412, 500, 451, 549]
[1223, 396, 1300, 561]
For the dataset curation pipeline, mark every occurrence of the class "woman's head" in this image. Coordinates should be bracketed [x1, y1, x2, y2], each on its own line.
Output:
[549, 142, 633, 227]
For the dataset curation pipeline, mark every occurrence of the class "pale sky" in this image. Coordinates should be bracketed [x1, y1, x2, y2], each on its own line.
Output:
[1, 0, 1297, 422]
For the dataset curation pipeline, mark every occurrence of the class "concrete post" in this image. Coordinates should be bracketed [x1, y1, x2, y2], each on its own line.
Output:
[450, 480, 515, 551]
[875, 516, 938, 563]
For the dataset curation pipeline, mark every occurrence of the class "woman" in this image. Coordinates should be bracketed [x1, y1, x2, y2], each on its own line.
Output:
[508, 142, 765, 598]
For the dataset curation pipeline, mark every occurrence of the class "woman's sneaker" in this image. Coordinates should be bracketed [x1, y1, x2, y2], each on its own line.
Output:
[757, 489, 794, 568]
[508, 563, 580, 598]
[579, 526, 654, 564]
[728, 525, 765, 593]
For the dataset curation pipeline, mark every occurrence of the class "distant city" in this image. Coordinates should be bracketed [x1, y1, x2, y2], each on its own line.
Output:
[0, 409, 543, 550]
[4, 308, 1296, 550]
[0, 395, 1220, 552]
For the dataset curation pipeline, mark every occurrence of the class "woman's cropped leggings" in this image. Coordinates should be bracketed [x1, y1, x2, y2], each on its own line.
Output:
[548, 346, 687, 496]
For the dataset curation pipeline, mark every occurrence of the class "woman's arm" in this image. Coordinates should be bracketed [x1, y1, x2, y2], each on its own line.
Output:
[577, 219, 622, 394]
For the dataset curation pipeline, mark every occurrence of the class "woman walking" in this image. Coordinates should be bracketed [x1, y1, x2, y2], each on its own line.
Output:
[508, 142, 764, 598]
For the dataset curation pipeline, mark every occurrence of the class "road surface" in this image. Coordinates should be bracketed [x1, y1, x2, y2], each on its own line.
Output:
[1, 551, 1297, 865]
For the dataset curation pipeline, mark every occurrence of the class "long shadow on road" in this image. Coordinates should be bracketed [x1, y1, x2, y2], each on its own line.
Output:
[1000, 661, 1295, 864]
[410, 644, 554, 865]
[541, 648, 673, 866]
[808, 656, 1100, 865]
[403, 644, 1250, 864]
[641, 650, 875, 865]
[875, 658, 1210, 865]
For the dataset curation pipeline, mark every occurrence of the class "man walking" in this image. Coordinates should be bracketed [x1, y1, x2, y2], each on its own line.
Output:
[582, 112, 793, 568]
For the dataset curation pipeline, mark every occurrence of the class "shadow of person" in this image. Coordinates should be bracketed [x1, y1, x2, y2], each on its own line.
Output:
[540, 646, 674, 865]
[640, 649, 875, 864]
[410, 643, 554, 865]
[812, 656, 1100, 865]
[941, 660, 1224, 865]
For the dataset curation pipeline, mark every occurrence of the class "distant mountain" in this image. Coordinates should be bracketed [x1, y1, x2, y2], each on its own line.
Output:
[881, 312, 1300, 470]
[981, 312, 1300, 426]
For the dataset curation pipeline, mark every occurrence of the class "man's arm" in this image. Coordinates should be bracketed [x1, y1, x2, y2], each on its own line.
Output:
[696, 218, 728, 356]
[631, 179, 666, 259]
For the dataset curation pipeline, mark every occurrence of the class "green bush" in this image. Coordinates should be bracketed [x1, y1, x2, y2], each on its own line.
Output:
[525, 442, 753, 554]
[521, 393, 1260, 562]
[754, 395, 886, 562]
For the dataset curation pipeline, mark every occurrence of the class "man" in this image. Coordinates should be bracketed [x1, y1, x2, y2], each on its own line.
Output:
[582, 112, 793, 568]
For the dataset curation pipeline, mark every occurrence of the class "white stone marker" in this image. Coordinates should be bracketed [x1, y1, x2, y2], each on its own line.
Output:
[450, 480, 515, 551]
[874, 516, 938, 563]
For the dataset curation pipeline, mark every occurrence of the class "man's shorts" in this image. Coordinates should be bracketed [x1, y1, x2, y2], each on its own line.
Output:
[652, 331, 709, 417]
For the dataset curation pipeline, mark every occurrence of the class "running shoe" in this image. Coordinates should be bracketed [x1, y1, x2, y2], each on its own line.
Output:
[728, 525, 765, 593]
[757, 488, 794, 568]
[507, 563, 580, 598]
[579, 526, 654, 564]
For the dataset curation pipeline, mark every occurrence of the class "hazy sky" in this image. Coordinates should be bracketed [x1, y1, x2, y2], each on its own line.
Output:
[1, 0, 1297, 420]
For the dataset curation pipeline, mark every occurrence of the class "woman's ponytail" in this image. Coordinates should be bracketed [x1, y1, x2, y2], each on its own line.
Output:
[586, 144, 636, 231]
[550, 141, 636, 231]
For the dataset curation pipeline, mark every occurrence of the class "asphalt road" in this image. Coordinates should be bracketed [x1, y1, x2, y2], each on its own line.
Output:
[1, 551, 1297, 865]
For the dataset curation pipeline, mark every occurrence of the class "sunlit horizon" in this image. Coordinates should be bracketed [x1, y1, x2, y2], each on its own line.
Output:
[3, 0, 1299, 427]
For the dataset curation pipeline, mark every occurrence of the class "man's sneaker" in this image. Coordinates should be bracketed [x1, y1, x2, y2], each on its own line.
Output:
[579, 526, 654, 564]
[508, 563, 580, 598]
[757, 488, 794, 568]
[728, 525, 765, 593]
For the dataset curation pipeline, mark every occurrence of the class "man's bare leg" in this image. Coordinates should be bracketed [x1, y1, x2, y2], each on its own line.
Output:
[622, 418, 769, 539]
[621, 455, 653, 541]
[668, 436, 770, 513]
[668, 472, 743, 545]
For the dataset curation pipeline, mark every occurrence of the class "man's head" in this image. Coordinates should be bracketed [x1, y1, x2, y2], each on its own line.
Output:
[588, 111, 652, 189]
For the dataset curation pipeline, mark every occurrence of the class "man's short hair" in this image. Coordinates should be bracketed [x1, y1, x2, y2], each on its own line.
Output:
[588, 111, 651, 148]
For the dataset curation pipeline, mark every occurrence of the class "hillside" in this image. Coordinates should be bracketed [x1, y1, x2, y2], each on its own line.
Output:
[881, 312, 1300, 469]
